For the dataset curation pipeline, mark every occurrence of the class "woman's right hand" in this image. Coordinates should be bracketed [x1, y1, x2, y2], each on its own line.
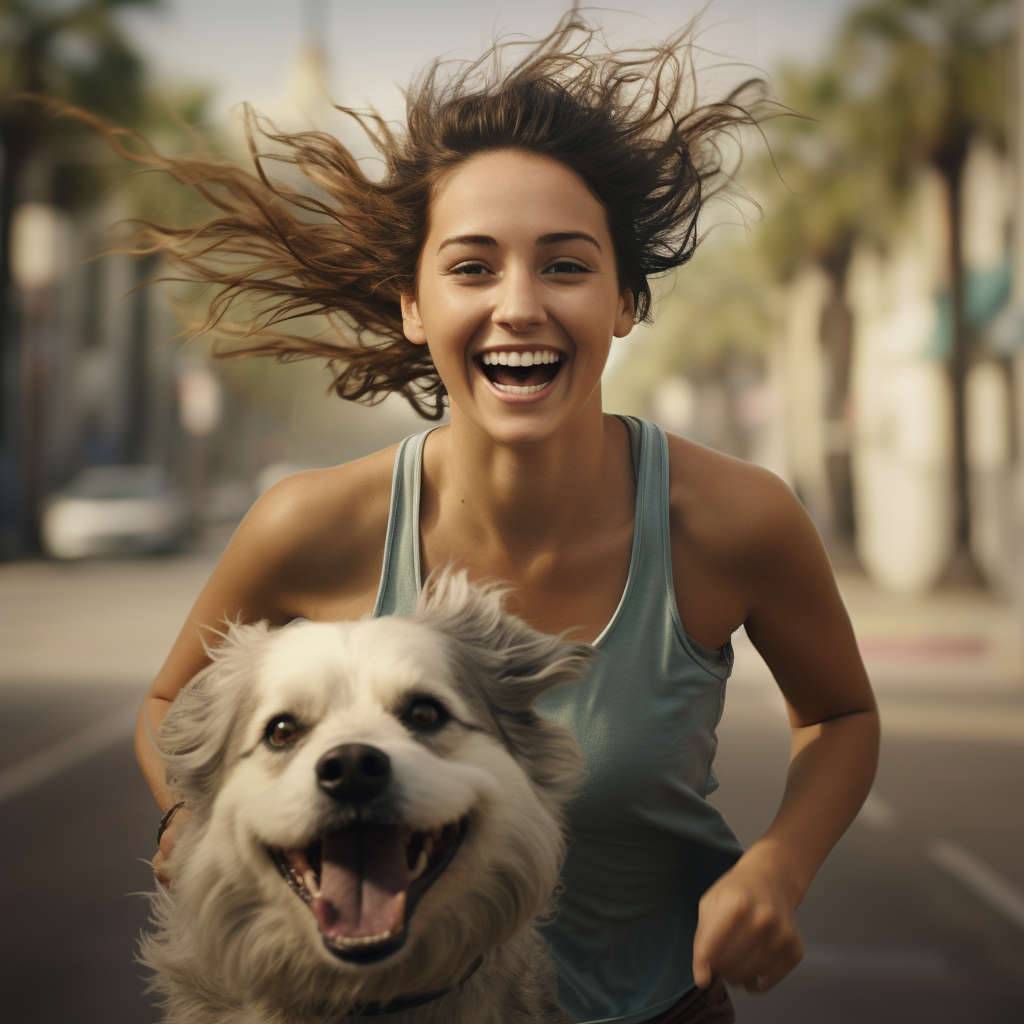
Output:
[153, 804, 191, 888]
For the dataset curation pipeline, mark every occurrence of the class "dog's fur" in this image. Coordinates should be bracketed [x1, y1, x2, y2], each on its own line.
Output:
[141, 570, 593, 1023]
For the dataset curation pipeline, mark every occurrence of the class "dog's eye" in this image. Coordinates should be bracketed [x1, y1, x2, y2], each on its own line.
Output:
[265, 715, 302, 748]
[403, 698, 448, 731]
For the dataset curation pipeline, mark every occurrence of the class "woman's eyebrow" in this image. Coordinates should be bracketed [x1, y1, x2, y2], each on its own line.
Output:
[537, 231, 602, 251]
[437, 231, 603, 253]
[437, 234, 496, 253]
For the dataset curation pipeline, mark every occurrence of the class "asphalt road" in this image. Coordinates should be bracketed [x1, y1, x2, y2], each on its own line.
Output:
[1, 553, 1022, 1023]
[711, 695, 1024, 1023]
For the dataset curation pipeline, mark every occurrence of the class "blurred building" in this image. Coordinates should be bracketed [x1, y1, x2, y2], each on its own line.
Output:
[762, 136, 1023, 595]
[641, 124, 1024, 597]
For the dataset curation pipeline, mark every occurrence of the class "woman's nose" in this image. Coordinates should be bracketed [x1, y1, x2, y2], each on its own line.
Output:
[492, 267, 547, 332]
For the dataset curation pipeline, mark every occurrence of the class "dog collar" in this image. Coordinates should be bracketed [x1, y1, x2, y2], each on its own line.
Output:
[355, 955, 483, 1017]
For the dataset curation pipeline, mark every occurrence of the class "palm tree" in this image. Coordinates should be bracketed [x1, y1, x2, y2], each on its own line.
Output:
[757, 0, 1013, 579]
[843, 0, 1011, 580]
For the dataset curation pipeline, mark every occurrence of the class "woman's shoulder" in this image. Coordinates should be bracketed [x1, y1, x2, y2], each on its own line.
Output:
[219, 444, 401, 614]
[663, 430, 814, 570]
[247, 445, 398, 545]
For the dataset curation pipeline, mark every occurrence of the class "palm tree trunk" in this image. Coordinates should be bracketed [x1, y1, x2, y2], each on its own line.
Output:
[123, 255, 157, 463]
[0, 119, 33, 556]
[939, 138, 985, 586]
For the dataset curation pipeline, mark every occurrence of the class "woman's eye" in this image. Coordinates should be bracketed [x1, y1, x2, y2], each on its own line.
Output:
[450, 262, 491, 276]
[545, 260, 589, 274]
[403, 698, 449, 730]
[265, 715, 302, 748]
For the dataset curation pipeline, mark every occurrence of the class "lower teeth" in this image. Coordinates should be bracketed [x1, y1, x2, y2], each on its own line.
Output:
[493, 382, 551, 395]
[329, 929, 394, 949]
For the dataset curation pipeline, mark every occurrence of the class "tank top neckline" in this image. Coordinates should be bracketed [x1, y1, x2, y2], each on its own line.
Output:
[371, 416, 649, 649]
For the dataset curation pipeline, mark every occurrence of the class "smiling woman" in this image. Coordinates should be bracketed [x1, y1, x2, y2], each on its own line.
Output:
[399, 151, 634, 445]
[87, 13, 765, 420]
[121, 10, 880, 1024]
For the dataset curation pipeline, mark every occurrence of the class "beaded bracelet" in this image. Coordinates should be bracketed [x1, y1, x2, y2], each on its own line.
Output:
[156, 801, 186, 849]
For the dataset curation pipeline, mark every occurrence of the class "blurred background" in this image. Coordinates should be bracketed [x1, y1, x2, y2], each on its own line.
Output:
[1, 0, 1023, 1021]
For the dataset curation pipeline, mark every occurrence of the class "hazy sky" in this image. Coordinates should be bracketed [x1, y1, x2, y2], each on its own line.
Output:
[121, 0, 860, 123]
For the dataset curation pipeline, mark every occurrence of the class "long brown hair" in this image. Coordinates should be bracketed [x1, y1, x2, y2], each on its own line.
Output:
[90, 12, 769, 419]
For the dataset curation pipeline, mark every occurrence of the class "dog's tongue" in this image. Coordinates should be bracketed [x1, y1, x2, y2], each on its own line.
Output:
[312, 824, 409, 940]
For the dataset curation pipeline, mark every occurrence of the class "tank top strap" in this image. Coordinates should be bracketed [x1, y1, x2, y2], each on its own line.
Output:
[611, 415, 731, 673]
[635, 415, 675, 596]
[373, 428, 431, 618]
[598, 415, 675, 647]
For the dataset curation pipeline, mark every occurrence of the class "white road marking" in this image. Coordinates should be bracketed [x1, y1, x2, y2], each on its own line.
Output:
[0, 702, 139, 805]
[927, 839, 1024, 932]
[856, 791, 899, 830]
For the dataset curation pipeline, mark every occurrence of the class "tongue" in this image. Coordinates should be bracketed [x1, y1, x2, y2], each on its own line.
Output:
[312, 824, 409, 940]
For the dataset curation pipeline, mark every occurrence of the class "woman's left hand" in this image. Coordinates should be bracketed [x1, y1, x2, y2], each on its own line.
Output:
[691, 843, 805, 993]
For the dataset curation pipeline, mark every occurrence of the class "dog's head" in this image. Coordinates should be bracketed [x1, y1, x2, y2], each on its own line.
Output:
[155, 569, 592, 1010]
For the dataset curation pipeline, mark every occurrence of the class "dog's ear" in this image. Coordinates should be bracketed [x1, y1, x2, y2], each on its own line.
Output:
[156, 620, 270, 814]
[416, 567, 591, 804]
[415, 566, 597, 709]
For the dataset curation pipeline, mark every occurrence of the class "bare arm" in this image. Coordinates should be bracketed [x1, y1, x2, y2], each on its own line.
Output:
[692, 711, 879, 991]
[670, 446, 878, 991]
[730, 472, 877, 890]
[136, 479, 316, 812]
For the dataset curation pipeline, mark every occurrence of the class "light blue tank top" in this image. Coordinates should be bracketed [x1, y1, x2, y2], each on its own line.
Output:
[373, 416, 744, 1024]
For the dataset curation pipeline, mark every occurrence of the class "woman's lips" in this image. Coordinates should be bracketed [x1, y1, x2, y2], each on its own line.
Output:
[475, 350, 564, 398]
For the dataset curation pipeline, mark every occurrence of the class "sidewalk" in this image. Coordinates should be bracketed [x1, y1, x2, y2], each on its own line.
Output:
[837, 572, 1024, 696]
[729, 570, 1024, 744]
[0, 548, 222, 688]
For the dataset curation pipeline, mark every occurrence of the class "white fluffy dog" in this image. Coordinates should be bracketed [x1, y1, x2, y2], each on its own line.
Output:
[141, 570, 593, 1023]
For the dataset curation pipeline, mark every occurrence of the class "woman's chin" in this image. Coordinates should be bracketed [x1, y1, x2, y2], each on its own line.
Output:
[451, 379, 600, 447]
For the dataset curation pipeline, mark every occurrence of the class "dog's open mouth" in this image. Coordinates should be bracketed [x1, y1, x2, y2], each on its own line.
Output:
[270, 819, 466, 963]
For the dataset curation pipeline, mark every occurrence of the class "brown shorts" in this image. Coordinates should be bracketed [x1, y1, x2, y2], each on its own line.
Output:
[640, 979, 735, 1024]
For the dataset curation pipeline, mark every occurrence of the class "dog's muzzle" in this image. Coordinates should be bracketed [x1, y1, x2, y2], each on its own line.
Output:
[269, 744, 468, 964]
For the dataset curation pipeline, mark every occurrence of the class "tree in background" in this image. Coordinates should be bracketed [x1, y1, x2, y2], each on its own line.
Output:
[0, 0, 158, 340]
[753, 0, 1012, 575]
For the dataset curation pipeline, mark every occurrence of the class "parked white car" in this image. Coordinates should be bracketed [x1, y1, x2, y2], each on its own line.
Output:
[41, 465, 191, 559]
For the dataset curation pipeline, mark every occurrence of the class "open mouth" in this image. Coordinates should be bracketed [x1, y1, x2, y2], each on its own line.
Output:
[476, 350, 564, 396]
[270, 819, 466, 963]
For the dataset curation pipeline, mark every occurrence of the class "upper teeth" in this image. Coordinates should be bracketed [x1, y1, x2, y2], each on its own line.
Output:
[481, 350, 561, 367]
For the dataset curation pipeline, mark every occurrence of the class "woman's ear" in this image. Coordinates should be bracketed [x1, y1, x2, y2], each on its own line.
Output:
[401, 293, 428, 345]
[613, 288, 635, 338]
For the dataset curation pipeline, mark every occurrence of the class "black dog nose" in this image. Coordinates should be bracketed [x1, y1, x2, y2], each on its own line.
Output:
[315, 744, 391, 802]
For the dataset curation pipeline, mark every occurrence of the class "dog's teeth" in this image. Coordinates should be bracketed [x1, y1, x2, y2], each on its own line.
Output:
[302, 869, 320, 898]
[330, 929, 393, 948]
[410, 849, 428, 880]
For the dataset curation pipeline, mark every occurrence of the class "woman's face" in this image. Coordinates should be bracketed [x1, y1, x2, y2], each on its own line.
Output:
[401, 149, 634, 446]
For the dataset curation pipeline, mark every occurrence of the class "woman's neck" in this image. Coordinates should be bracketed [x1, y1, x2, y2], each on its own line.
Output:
[422, 401, 633, 559]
